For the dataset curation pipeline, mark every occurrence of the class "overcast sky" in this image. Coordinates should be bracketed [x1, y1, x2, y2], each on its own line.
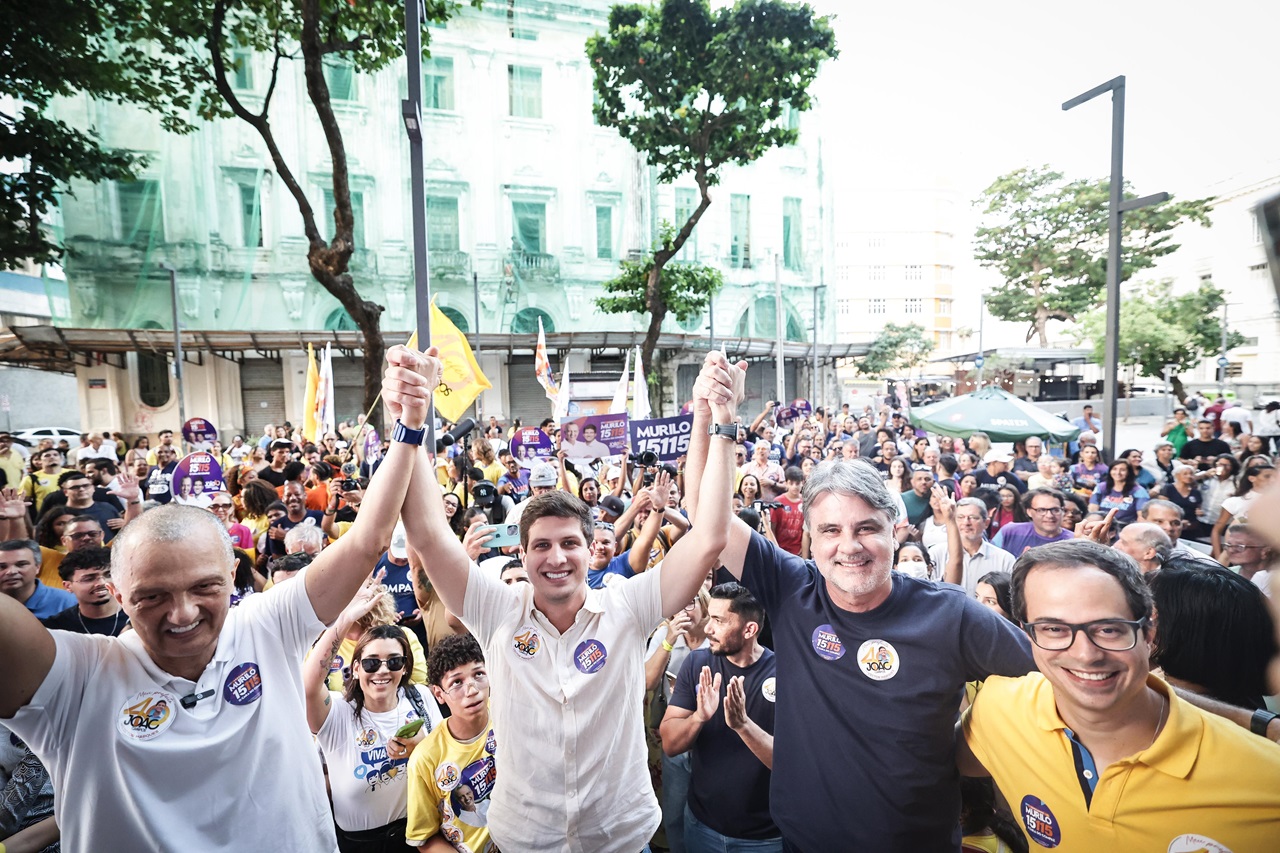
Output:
[808, 0, 1280, 202]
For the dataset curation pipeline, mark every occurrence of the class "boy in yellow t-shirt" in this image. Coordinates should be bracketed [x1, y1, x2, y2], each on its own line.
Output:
[406, 634, 496, 852]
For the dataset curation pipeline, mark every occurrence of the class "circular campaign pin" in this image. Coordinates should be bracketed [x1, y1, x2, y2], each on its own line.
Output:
[1019, 795, 1061, 848]
[811, 624, 845, 661]
[513, 626, 540, 659]
[485, 729, 497, 755]
[509, 427, 554, 469]
[574, 639, 608, 674]
[223, 662, 263, 706]
[182, 417, 217, 451]
[856, 639, 899, 681]
[171, 451, 226, 508]
[118, 690, 179, 742]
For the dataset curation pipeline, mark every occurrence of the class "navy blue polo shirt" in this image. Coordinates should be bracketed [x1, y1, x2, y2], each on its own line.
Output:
[739, 530, 1033, 852]
[671, 646, 779, 840]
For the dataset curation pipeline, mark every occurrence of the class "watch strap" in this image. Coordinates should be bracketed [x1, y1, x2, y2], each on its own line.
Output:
[1250, 708, 1279, 736]
[391, 419, 426, 446]
[707, 423, 737, 440]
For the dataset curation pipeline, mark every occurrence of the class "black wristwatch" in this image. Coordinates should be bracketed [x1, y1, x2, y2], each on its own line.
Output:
[707, 423, 737, 441]
[391, 419, 426, 446]
[1250, 709, 1279, 736]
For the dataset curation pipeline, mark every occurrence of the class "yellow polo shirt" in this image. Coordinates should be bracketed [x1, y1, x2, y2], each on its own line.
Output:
[962, 673, 1280, 852]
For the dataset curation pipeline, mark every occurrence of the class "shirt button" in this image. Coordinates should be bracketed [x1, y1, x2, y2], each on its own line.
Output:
[1083, 770, 1094, 780]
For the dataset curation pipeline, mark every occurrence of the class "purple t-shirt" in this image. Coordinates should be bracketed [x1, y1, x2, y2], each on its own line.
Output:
[991, 522, 1074, 556]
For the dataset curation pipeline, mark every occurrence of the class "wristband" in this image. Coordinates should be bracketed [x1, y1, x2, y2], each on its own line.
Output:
[707, 423, 738, 441]
[661, 641, 674, 652]
[391, 419, 426, 446]
[1250, 708, 1279, 736]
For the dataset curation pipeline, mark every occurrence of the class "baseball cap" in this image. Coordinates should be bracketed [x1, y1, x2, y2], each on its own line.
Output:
[599, 495, 625, 517]
[270, 439, 293, 452]
[604, 466, 623, 481]
[389, 522, 408, 559]
[983, 449, 1013, 465]
[529, 462, 559, 487]
[1153, 439, 1174, 451]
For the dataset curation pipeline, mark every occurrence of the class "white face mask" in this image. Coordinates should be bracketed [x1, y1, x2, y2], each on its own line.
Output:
[896, 558, 929, 579]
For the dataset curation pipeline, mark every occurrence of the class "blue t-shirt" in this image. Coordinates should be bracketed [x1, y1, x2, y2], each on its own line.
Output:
[738, 530, 1033, 852]
[23, 581, 77, 619]
[586, 550, 633, 589]
[671, 646, 779, 840]
[375, 552, 418, 620]
[1089, 485, 1150, 524]
[265, 511, 325, 557]
[992, 522, 1074, 557]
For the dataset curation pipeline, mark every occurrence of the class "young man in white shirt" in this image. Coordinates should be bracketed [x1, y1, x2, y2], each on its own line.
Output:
[400, 350, 741, 853]
[0, 344, 438, 853]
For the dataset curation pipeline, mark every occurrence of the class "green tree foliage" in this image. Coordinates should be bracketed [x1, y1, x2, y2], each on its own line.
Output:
[973, 166, 1212, 347]
[1075, 280, 1245, 402]
[855, 323, 935, 377]
[587, 0, 837, 377]
[0, 1, 208, 268]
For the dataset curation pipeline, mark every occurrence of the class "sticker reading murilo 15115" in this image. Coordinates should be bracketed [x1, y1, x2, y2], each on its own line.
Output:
[811, 624, 845, 660]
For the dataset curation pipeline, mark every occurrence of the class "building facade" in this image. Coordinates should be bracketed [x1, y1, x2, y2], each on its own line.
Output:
[24, 0, 842, 438]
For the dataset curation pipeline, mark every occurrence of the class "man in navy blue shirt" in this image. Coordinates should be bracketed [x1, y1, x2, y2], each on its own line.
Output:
[661, 582, 779, 851]
[265, 481, 324, 557]
[682, 352, 1035, 853]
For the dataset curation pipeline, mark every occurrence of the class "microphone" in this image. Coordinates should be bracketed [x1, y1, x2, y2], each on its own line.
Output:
[436, 418, 477, 453]
[180, 689, 215, 709]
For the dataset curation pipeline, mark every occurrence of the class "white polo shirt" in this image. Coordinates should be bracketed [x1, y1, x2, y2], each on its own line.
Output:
[6, 569, 336, 853]
[928, 539, 1017, 595]
[463, 560, 664, 853]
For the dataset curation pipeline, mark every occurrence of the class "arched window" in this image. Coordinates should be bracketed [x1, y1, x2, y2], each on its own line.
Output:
[439, 307, 469, 333]
[511, 308, 554, 335]
[324, 308, 359, 331]
[137, 351, 172, 408]
[734, 297, 806, 342]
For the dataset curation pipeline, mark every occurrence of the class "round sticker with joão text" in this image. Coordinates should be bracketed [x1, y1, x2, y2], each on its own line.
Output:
[856, 639, 899, 681]
[118, 690, 179, 742]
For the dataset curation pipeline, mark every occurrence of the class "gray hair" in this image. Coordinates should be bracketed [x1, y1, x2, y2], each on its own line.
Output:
[1140, 499, 1184, 520]
[0, 539, 40, 565]
[802, 459, 898, 528]
[955, 497, 989, 520]
[111, 505, 233, 586]
[284, 522, 326, 554]
[1124, 522, 1173, 564]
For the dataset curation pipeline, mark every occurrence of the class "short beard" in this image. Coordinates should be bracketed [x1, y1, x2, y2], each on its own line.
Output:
[711, 635, 744, 657]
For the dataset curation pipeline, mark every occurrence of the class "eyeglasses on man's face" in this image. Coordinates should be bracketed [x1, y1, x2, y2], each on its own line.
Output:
[1027, 505, 1064, 516]
[1023, 617, 1148, 652]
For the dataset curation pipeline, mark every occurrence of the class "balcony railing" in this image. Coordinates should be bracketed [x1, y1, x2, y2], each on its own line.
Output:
[508, 249, 560, 282]
[428, 249, 471, 279]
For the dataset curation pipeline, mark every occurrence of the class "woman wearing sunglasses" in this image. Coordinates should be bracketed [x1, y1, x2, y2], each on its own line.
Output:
[304, 572, 443, 852]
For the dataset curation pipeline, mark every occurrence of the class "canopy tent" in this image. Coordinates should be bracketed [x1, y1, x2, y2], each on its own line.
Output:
[910, 386, 1081, 442]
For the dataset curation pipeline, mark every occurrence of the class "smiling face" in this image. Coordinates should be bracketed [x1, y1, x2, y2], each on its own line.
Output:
[589, 525, 617, 570]
[110, 523, 233, 680]
[806, 492, 895, 610]
[1022, 564, 1152, 724]
[975, 581, 1007, 618]
[66, 563, 114, 608]
[523, 515, 589, 610]
[355, 636, 408, 708]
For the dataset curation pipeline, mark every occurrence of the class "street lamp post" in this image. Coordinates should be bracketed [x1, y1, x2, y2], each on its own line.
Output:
[1063, 76, 1168, 455]
[159, 262, 187, 451]
[774, 254, 785, 407]
[975, 294, 986, 390]
[811, 283, 825, 409]
[403, 0, 436, 453]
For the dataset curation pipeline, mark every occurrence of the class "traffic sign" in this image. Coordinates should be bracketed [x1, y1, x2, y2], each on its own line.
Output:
[1217, 356, 1230, 368]
[974, 356, 985, 368]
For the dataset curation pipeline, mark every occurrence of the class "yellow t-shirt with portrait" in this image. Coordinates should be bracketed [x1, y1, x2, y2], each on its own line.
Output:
[406, 716, 497, 851]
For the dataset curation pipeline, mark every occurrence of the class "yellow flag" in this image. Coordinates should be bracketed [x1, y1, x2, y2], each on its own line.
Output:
[302, 343, 319, 442]
[406, 303, 492, 422]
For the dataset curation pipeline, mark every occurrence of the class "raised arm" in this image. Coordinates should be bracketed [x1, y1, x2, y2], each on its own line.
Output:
[658, 353, 744, 616]
[304, 345, 433, 624]
[0, 597, 56, 719]
[302, 571, 387, 733]
[687, 353, 753, 581]
[935, 487, 963, 586]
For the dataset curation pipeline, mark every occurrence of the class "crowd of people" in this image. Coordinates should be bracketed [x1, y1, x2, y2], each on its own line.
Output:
[1, 351, 1279, 853]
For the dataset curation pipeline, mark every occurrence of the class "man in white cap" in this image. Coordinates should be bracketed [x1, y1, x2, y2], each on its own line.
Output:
[976, 450, 1025, 494]
[503, 461, 561, 530]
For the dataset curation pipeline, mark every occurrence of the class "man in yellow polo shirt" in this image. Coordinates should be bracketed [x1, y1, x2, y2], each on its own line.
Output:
[959, 540, 1280, 851]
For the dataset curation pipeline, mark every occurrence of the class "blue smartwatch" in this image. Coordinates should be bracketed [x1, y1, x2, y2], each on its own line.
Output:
[391, 419, 426, 446]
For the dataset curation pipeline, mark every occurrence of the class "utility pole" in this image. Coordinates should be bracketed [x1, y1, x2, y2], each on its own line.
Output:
[774, 254, 785, 406]
[975, 294, 986, 390]
[1218, 303, 1229, 397]
[472, 271, 482, 420]
[811, 282, 824, 409]
[1063, 76, 1168, 454]
[160, 262, 187, 452]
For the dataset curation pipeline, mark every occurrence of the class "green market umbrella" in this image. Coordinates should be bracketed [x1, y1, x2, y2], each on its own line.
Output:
[909, 386, 1081, 442]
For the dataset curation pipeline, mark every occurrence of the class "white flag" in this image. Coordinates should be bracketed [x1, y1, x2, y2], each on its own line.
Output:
[632, 347, 651, 420]
[535, 316, 558, 402]
[609, 349, 631, 415]
[316, 343, 336, 437]
[554, 365, 572, 421]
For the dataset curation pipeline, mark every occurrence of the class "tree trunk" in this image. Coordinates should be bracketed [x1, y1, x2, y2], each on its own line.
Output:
[1170, 375, 1188, 405]
[640, 264, 666, 408]
[1033, 308, 1050, 348]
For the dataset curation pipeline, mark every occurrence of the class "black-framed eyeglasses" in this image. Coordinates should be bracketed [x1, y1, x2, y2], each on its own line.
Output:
[1023, 617, 1149, 652]
[1027, 506, 1064, 515]
[359, 655, 406, 674]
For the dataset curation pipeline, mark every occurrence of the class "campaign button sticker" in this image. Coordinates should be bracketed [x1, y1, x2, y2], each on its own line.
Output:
[856, 639, 899, 681]
[118, 690, 179, 741]
[1167, 834, 1232, 853]
[1020, 795, 1061, 848]
[761, 676, 777, 703]
[574, 639, 608, 674]
[485, 729, 497, 755]
[513, 626, 540, 659]
[223, 662, 263, 706]
[811, 624, 845, 660]
[436, 761, 461, 792]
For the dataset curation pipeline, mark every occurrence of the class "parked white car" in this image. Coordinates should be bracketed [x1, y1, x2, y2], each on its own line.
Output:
[12, 426, 82, 446]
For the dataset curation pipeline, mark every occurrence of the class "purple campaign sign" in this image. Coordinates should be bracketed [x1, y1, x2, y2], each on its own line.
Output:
[628, 414, 693, 462]
[182, 417, 217, 450]
[510, 427, 554, 468]
[560, 413, 628, 464]
[172, 451, 226, 508]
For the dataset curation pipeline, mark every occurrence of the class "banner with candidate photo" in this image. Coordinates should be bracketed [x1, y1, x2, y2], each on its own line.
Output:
[509, 427, 554, 468]
[172, 451, 226, 508]
[182, 417, 217, 451]
[628, 414, 694, 462]
[559, 413, 628, 464]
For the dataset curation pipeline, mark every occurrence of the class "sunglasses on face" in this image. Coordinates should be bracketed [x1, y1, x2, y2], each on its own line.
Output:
[359, 655, 406, 674]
